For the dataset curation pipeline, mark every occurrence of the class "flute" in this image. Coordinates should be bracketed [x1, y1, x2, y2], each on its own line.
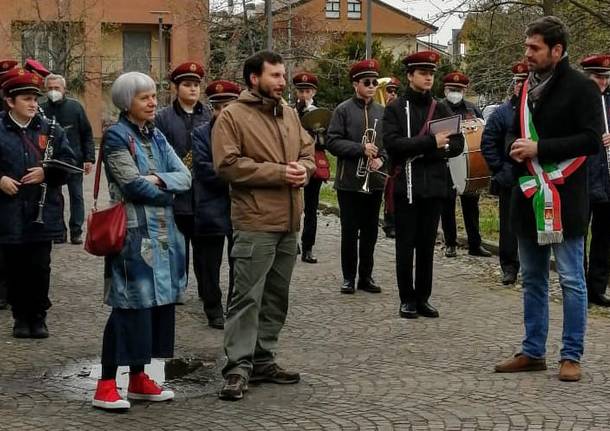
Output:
[405, 101, 415, 204]
[602, 96, 610, 178]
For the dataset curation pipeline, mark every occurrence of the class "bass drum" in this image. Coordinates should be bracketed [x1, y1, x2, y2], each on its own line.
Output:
[448, 119, 491, 195]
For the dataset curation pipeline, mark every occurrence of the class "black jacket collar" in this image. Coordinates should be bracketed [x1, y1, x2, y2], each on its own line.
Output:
[2, 111, 42, 131]
[404, 86, 433, 106]
[173, 99, 204, 117]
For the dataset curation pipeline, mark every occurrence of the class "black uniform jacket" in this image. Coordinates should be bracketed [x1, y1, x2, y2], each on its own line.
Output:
[0, 112, 74, 243]
[155, 99, 211, 215]
[383, 87, 464, 200]
[507, 56, 602, 239]
[327, 96, 387, 192]
[41, 97, 95, 166]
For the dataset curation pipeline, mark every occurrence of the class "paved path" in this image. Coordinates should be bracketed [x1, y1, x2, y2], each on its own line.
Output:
[1, 174, 610, 430]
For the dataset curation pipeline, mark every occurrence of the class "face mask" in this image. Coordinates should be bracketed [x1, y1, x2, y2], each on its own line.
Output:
[47, 90, 63, 103]
[446, 91, 463, 105]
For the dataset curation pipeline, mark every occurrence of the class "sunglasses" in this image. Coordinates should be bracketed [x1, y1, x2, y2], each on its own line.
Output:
[386, 88, 397, 94]
[361, 79, 379, 87]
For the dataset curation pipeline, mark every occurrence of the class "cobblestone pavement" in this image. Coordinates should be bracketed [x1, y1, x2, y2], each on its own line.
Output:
[1, 174, 610, 430]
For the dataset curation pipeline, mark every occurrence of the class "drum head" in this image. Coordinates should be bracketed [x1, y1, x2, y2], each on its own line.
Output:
[448, 153, 468, 194]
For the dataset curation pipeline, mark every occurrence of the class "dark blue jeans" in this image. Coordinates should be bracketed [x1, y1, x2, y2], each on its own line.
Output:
[518, 235, 587, 362]
[64, 173, 85, 237]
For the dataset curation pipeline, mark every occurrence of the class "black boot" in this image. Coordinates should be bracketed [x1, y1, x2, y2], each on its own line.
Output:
[357, 277, 382, 293]
[399, 302, 418, 319]
[340, 279, 355, 294]
[301, 249, 317, 264]
[30, 315, 49, 339]
[13, 319, 31, 338]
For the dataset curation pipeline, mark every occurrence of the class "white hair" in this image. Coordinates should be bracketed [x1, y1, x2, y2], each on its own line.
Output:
[111, 72, 156, 111]
[45, 73, 66, 88]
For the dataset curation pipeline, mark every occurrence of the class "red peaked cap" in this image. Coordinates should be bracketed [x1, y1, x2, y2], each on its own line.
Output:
[580, 54, 610, 75]
[386, 76, 401, 89]
[170, 62, 205, 83]
[402, 51, 440, 71]
[349, 59, 380, 81]
[205, 80, 241, 103]
[512, 61, 529, 80]
[0, 60, 18, 75]
[443, 71, 470, 88]
[1, 70, 43, 96]
[24, 58, 51, 78]
[292, 72, 318, 89]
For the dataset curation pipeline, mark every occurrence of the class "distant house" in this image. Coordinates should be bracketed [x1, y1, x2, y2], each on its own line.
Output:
[256, 0, 437, 59]
[0, 0, 209, 138]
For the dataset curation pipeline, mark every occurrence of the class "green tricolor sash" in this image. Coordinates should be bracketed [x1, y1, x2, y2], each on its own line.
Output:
[518, 81, 586, 245]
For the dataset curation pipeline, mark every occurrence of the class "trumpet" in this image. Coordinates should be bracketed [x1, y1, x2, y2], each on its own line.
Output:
[356, 119, 389, 193]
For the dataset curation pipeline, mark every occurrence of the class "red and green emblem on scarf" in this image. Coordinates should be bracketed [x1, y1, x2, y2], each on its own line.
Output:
[518, 81, 586, 245]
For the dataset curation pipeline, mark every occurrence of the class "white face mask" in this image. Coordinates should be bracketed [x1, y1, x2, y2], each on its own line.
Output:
[47, 90, 63, 103]
[446, 90, 464, 105]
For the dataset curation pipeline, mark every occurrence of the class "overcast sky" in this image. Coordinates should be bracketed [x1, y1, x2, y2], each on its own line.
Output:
[383, 0, 463, 45]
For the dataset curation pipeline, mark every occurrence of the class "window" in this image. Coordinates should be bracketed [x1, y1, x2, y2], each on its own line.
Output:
[21, 23, 73, 72]
[347, 0, 361, 19]
[325, 0, 340, 18]
[123, 31, 151, 73]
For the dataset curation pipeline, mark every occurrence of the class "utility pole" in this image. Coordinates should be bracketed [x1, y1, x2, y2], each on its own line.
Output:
[150, 10, 169, 104]
[266, 0, 273, 50]
[365, 0, 372, 58]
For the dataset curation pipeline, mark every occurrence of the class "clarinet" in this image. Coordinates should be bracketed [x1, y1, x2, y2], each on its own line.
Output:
[602, 96, 610, 179]
[34, 115, 57, 224]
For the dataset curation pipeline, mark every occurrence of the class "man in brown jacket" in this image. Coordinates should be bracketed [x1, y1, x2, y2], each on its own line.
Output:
[212, 50, 315, 401]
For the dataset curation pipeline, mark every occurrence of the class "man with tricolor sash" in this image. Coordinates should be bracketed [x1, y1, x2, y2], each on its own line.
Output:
[494, 16, 603, 382]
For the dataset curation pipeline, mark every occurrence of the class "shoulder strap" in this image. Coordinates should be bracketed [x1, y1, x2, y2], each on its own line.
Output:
[92, 131, 136, 209]
[416, 99, 437, 137]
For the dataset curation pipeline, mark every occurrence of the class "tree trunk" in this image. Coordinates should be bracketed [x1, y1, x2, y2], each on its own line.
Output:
[542, 0, 555, 15]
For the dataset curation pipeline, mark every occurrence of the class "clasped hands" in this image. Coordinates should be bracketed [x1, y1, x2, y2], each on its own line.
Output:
[0, 167, 45, 196]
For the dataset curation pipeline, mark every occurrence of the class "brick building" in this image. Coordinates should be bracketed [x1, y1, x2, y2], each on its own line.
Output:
[0, 0, 209, 138]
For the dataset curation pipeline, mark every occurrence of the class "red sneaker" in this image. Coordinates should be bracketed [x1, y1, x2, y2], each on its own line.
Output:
[92, 379, 130, 410]
[127, 372, 174, 401]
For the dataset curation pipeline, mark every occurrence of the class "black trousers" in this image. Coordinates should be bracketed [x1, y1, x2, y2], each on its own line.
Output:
[337, 190, 383, 282]
[441, 190, 481, 249]
[395, 196, 443, 305]
[1, 242, 52, 320]
[586, 202, 610, 298]
[498, 187, 519, 276]
[195, 234, 234, 319]
[175, 214, 203, 294]
[301, 178, 323, 251]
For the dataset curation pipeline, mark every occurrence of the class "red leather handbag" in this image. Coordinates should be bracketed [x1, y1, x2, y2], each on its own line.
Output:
[312, 149, 331, 181]
[84, 137, 134, 256]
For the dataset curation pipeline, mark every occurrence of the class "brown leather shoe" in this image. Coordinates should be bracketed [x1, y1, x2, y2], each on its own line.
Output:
[559, 359, 581, 382]
[494, 353, 547, 373]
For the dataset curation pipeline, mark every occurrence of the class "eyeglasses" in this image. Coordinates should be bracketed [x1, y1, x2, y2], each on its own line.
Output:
[361, 79, 379, 87]
[386, 88, 397, 94]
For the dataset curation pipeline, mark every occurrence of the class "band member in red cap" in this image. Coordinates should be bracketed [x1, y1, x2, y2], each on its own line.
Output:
[327, 59, 387, 294]
[438, 71, 491, 259]
[0, 69, 75, 338]
[0, 59, 18, 310]
[155, 61, 211, 303]
[383, 51, 464, 319]
[190, 79, 241, 329]
[293, 71, 325, 264]
[384, 76, 400, 105]
[481, 61, 529, 285]
[581, 54, 610, 307]
[382, 76, 401, 239]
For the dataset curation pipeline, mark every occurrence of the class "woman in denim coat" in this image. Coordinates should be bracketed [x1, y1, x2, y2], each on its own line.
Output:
[92, 72, 191, 411]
